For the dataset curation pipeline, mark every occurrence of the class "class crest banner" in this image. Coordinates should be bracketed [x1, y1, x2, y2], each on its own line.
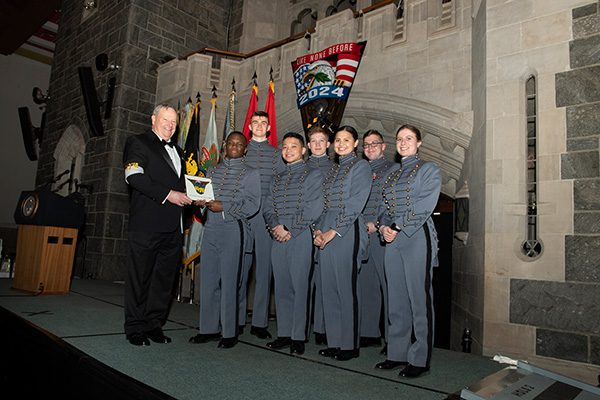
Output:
[291, 41, 366, 135]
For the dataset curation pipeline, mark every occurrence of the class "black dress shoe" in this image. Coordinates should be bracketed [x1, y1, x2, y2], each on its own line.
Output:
[144, 327, 171, 343]
[218, 337, 238, 349]
[290, 341, 305, 355]
[360, 336, 382, 347]
[318, 347, 340, 358]
[127, 332, 150, 346]
[375, 360, 408, 370]
[250, 326, 272, 339]
[238, 325, 245, 335]
[399, 364, 430, 378]
[334, 348, 360, 361]
[189, 333, 221, 344]
[266, 337, 291, 349]
[314, 332, 327, 345]
[380, 344, 387, 355]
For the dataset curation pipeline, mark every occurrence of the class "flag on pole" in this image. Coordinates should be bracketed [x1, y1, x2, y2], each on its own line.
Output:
[222, 86, 236, 152]
[183, 95, 201, 176]
[177, 98, 194, 148]
[265, 79, 278, 147]
[199, 96, 220, 177]
[242, 83, 258, 142]
[182, 96, 220, 268]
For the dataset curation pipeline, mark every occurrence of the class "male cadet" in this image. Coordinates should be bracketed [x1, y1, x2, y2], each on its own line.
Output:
[241, 111, 285, 339]
[305, 125, 333, 345]
[189, 132, 260, 348]
[263, 132, 323, 355]
[360, 129, 399, 350]
[123, 103, 192, 346]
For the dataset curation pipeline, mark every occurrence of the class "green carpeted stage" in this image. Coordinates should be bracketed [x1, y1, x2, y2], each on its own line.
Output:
[0, 277, 506, 399]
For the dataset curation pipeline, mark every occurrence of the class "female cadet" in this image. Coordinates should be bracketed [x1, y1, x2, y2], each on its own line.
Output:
[313, 126, 371, 361]
[376, 124, 441, 378]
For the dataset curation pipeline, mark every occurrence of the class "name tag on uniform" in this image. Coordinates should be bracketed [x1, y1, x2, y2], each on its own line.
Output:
[185, 175, 214, 201]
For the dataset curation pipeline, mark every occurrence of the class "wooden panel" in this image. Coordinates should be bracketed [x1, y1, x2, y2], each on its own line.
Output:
[12, 225, 78, 295]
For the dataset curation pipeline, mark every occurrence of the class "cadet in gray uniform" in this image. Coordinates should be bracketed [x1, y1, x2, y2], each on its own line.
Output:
[241, 111, 285, 339]
[264, 132, 323, 355]
[360, 130, 399, 348]
[377, 124, 441, 378]
[305, 126, 333, 345]
[313, 126, 371, 361]
[189, 132, 261, 349]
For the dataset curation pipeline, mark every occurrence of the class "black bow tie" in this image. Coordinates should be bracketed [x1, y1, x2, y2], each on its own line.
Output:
[161, 139, 174, 148]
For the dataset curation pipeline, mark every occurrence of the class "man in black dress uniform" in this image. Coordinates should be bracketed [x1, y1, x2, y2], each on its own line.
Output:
[123, 103, 193, 346]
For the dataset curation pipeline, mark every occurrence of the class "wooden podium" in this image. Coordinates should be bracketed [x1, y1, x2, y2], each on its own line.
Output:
[13, 225, 79, 295]
[12, 190, 85, 295]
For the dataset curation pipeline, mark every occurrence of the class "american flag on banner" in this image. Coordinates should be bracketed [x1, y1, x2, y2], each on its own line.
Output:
[335, 52, 361, 87]
[293, 63, 311, 94]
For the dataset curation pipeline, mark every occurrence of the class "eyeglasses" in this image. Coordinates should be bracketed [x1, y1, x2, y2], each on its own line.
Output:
[363, 142, 383, 148]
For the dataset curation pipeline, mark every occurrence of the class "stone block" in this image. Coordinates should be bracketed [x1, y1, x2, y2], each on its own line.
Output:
[591, 335, 600, 365]
[510, 279, 600, 334]
[565, 235, 600, 283]
[487, 1, 533, 31]
[574, 212, 600, 234]
[484, 321, 535, 356]
[573, 5, 600, 39]
[95, 253, 127, 281]
[561, 151, 599, 179]
[484, 276, 509, 322]
[556, 66, 600, 108]
[573, 3, 597, 19]
[487, 24, 521, 59]
[536, 328, 588, 363]
[567, 137, 599, 152]
[522, 12, 571, 51]
[566, 103, 600, 138]
[570, 35, 600, 69]
[96, 212, 125, 239]
[574, 179, 600, 210]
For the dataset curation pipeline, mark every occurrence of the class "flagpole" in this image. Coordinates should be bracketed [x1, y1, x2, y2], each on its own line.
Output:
[242, 72, 258, 141]
[265, 66, 278, 147]
[222, 78, 236, 154]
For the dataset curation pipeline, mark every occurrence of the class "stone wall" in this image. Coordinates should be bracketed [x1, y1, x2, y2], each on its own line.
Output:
[39, 0, 242, 280]
[510, 2, 600, 368]
[450, 0, 486, 355]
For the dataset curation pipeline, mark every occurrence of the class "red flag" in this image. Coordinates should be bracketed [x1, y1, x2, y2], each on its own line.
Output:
[242, 84, 258, 142]
[265, 80, 278, 147]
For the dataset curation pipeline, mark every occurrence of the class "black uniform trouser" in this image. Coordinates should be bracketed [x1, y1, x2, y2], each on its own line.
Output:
[124, 229, 181, 335]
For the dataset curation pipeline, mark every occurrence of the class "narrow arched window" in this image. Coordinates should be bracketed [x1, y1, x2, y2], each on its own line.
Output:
[522, 75, 543, 258]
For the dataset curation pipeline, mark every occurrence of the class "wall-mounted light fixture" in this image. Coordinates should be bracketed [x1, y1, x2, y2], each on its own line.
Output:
[32, 87, 50, 106]
[82, 0, 99, 22]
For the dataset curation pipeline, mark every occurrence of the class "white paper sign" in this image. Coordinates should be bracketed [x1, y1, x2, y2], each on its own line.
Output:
[185, 175, 214, 201]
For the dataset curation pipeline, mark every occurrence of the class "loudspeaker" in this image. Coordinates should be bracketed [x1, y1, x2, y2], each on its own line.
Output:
[95, 53, 109, 72]
[77, 67, 104, 137]
[18, 107, 44, 161]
